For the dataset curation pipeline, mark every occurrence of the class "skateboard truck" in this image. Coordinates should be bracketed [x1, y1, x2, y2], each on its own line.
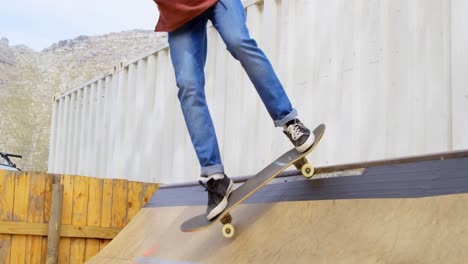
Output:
[293, 157, 314, 178]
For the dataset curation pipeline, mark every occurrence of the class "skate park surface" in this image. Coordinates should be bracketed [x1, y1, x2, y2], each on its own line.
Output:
[86, 151, 468, 264]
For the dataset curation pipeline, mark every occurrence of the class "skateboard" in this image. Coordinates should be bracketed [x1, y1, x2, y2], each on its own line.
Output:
[180, 124, 326, 238]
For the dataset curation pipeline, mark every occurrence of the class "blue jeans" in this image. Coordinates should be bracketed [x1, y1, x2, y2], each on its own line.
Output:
[168, 0, 297, 177]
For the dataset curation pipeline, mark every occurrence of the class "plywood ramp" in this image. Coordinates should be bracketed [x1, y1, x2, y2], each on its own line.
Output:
[86, 194, 468, 264]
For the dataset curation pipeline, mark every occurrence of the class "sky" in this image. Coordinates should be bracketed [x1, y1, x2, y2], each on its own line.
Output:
[0, 0, 159, 51]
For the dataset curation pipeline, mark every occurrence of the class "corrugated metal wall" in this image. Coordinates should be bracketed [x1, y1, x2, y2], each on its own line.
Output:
[48, 0, 468, 184]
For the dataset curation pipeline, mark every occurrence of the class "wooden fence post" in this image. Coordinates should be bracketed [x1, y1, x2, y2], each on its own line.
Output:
[46, 183, 64, 264]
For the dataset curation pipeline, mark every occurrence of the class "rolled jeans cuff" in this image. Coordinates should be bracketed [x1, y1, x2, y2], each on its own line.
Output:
[274, 108, 298, 127]
[201, 164, 224, 177]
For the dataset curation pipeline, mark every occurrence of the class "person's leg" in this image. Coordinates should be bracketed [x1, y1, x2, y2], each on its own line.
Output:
[210, 0, 314, 151]
[168, 10, 233, 220]
[210, 0, 297, 127]
[168, 11, 224, 177]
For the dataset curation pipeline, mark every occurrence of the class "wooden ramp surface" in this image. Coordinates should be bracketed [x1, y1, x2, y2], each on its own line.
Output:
[86, 153, 468, 264]
[86, 194, 468, 264]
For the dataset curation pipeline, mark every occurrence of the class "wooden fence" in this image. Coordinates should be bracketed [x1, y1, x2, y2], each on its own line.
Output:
[0, 170, 159, 264]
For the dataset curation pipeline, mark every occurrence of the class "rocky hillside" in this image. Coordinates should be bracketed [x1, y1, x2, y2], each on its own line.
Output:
[0, 30, 167, 171]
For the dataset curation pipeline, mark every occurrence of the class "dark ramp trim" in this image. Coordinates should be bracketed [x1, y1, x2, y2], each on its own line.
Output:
[145, 157, 468, 208]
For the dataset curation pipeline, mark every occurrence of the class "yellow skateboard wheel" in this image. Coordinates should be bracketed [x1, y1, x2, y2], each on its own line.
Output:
[301, 163, 314, 178]
[222, 224, 235, 238]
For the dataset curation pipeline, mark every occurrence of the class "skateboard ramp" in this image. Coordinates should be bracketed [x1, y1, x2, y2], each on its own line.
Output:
[87, 153, 468, 264]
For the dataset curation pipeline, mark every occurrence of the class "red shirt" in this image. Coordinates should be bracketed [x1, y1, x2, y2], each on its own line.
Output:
[153, 0, 218, 32]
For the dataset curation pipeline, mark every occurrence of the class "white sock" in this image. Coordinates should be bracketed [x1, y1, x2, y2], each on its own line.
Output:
[199, 173, 224, 184]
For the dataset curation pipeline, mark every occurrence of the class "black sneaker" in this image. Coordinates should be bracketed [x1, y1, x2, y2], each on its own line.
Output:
[283, 119, 315, 153]
[199, 175, 233, 221]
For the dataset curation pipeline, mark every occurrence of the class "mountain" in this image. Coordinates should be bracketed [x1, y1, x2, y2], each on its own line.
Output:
[0, 30, 167, 171]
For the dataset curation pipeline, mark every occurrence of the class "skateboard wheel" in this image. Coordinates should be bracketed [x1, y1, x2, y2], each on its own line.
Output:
[301, 163, 314, 178]
[222, 224, 235, 238]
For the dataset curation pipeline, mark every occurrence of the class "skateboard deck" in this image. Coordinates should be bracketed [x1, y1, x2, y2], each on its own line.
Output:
[180, 124, 326, 237]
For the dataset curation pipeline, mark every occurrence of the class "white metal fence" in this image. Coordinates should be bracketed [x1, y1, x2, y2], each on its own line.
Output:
[48, 0, 468, 184]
